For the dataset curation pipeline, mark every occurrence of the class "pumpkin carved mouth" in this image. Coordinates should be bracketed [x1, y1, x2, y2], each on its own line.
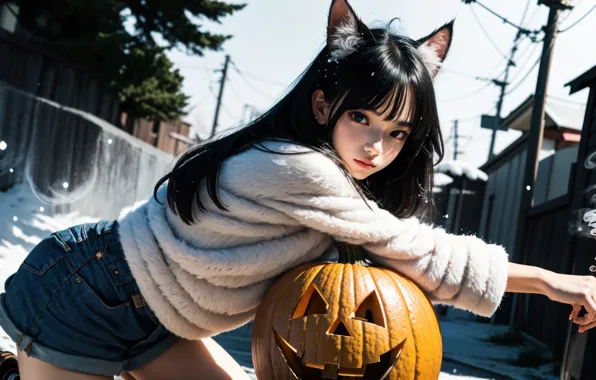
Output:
[273, 328, 405, 379]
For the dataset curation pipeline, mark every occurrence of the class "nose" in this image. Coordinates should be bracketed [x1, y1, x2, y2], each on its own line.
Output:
[364, 138, 383, 157]
[329, 318, 351, 337]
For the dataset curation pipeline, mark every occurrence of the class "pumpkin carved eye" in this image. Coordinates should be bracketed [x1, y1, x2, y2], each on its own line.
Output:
[292, 283, 328, 318]
[352, 290, 386, 327]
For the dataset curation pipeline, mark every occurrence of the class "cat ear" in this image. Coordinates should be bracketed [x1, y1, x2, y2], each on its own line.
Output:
[416, 21, 454, 78]
[327, 0, 372, 59]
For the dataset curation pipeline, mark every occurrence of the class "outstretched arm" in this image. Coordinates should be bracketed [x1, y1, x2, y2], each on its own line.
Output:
[507, 262, 596, 332]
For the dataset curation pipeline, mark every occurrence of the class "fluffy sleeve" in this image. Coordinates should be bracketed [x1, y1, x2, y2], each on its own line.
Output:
[218, 141, 509, 317]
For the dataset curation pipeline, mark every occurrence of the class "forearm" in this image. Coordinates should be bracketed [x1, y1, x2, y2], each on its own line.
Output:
[506, 262, 550, 295]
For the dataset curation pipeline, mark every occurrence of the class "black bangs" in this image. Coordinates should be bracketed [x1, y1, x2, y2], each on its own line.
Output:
[156, 25, 444, 225]
[320, 29, 437, 146]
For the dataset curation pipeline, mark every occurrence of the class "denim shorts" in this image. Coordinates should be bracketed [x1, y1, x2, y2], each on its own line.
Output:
[0, 220, 179, 376]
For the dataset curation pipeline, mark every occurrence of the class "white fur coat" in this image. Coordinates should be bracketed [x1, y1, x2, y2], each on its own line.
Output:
[117, 141, 509, 340]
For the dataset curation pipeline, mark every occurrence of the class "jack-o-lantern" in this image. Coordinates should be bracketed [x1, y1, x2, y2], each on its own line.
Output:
[252, 244, 442, 379]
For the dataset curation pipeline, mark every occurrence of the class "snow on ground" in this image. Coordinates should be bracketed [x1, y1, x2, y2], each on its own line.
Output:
[0, 183, 96, 353]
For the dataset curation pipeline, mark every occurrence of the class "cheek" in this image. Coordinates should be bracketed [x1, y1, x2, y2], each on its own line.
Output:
[332, 121, 362, 155]
[380, 144, 401, 164]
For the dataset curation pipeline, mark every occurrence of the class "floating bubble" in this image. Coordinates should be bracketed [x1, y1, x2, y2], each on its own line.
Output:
[444, 214, 449, 219]
[39, 206, 44, 212]
[0, 141, 6, 150]
[9, 168, 13, 173]
[590, 265, 596, 273]
[569, 208, 592, 238]
[371, 72, 375, 76]
[108, 139, 113, 144]
[526, 185, 531, 191]
[25, 160, 99, 206]
[12, 216, 17, 222]
[62, 182, 69, 189]
[585, 151, 596, 170]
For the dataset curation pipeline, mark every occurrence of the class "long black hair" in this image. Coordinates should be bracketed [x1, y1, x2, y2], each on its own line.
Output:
[155, 21, 449, 225]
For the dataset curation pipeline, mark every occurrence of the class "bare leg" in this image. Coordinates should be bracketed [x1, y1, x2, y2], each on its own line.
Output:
[129, 338, 251, 380]
[17, 350, 112, 380]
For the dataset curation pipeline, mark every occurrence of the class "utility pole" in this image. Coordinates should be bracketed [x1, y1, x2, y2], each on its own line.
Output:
[510, 0, 572, 333]
[211, 55, 230, 137]
[453, 120, 460, 160]
[450, 120, 466, 161]
[487, 31, 523, 160]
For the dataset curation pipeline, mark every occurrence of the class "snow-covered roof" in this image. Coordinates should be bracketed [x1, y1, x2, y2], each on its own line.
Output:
[503, 94, 586, 132]
[435, 161, 488, 182]
[434, 172, 454, 187]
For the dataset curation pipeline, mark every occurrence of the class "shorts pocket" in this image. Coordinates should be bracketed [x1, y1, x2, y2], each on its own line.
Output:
[20, 234, 70, 276]
[76, 274, 129, 311]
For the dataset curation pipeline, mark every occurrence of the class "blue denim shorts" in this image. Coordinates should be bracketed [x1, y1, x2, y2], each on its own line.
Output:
[0, 220, 179, 376]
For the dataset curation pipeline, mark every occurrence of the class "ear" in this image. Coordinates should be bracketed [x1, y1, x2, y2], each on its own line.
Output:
[312, 89, 329, 125]
[327, 0, 371, 59]
[416, 20, 454, 78]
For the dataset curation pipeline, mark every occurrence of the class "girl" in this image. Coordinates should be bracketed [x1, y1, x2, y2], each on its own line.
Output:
[2, 0, 595, 379]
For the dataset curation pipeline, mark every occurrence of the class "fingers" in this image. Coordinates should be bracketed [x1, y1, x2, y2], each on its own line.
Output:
[579, 319, 596, 333]
[569, 303, 582, 320]
[585, 294, 596, 314]
[574, 311, 595, 325]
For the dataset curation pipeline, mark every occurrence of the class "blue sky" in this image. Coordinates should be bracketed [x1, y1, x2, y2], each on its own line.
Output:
[167, 0, 596, 167]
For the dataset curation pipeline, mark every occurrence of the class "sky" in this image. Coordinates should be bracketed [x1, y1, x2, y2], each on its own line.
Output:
[166, 0, 596, 168]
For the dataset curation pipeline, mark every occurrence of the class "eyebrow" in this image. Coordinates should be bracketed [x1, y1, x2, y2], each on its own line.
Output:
[369, 110, 413, 129]
[396, 121, 414, 129]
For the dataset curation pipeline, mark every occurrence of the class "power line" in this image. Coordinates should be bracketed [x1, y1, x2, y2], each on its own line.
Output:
[442, 82, 493, 103]
[519, 0, 532, 26]
[185, 93, 211, 114]
[559, 3, 596, 33]
[226, 78, 247, 105]
[462, 0, 541, 36]
[230, 62, 288, 87]
[441, 68, 494, 82]
[505, 56, 540, 95]
[231, 69, 278, 101]
[469, 6, 509, 60]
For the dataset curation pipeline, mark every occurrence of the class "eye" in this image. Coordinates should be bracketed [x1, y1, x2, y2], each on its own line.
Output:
[292, 283, 328, 318]
[390, 130, 409, 141]
[350, 111, 369, 125]
[352, 290, 386, 327]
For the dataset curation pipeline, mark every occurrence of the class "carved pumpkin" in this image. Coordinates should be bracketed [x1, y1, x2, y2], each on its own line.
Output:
[252, 244, 442, 379]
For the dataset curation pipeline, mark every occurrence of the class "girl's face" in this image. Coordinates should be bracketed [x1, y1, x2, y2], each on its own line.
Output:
[332, 108, 412, 179]
[312, 90, 413, 180]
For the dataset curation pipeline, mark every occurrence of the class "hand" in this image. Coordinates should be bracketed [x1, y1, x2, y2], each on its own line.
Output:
[542, 271, 596, 333]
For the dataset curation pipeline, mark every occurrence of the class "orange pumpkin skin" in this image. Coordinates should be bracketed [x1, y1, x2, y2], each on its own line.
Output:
[252, 261, 442, 380]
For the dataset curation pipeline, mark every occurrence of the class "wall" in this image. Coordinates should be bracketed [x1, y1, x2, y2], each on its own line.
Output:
[0, 82, 174, 219]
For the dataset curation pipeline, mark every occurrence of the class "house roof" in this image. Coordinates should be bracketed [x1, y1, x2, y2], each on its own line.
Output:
[502, 94, 586, 132]
[566, 65, 596, 94]
[435, 161, 488, 182]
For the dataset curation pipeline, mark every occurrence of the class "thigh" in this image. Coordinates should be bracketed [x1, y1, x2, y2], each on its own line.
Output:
[17, 350, 112, 380]
[129, 338, 252, 380]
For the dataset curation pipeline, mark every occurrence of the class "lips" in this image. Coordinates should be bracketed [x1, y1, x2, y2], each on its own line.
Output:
[273, 328, 405, 379]
[354, 159, 376, 170]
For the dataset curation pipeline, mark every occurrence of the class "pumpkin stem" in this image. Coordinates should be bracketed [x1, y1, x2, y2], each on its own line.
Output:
[336, 242, 369, 266]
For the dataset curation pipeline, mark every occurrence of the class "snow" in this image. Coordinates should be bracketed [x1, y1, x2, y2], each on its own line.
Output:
[0, 183, 556, 379]
[0, 183, 96, 353]
[436, 161, 489, 182]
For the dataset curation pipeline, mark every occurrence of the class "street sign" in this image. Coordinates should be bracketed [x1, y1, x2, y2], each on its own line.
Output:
[480, 114, 508, 131]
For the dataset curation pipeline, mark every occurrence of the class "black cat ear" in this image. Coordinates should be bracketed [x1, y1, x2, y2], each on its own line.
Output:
[327, 0, 371, 59]
[416, 20, 454, 78]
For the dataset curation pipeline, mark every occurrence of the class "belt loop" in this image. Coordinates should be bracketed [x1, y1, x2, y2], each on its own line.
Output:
[131, 294, 147, 309]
